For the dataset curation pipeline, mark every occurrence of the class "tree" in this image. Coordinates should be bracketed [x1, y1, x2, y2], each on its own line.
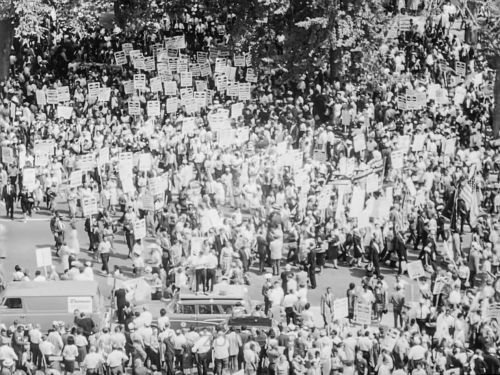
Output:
[117, 0, 386, 81]
[467, 0, 500, 138]
[0, 0, 54, 81]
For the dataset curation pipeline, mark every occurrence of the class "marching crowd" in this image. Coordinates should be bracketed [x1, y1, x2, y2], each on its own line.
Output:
[1, 0, 500, 374]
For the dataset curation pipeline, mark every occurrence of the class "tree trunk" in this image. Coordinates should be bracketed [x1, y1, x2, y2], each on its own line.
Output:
[0, 18, 14, 82]
[493, 55, 500, 139]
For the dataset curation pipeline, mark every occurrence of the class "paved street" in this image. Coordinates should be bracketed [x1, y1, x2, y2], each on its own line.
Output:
[0, 199, 421, 328]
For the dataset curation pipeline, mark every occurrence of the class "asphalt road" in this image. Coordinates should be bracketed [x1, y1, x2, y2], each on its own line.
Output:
[0, 199, 422, 328]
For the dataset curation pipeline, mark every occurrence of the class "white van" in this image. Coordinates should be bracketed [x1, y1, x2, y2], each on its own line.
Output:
[0, 281, 108, 331]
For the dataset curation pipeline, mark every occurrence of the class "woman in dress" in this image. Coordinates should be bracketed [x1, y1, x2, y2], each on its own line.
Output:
[62, 335, 78, 374]
[66, 221, 81, 257]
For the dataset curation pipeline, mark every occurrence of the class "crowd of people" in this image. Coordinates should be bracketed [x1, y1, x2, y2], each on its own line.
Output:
[1, 0, 500, 374]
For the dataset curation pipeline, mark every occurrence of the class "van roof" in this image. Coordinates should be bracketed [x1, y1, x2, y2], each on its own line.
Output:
[1, 281, 100, 298]
[179, 284, 245, 301]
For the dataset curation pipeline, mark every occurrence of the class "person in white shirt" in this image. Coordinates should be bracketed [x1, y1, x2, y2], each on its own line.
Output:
[212, 330, 229, 374]
[205, 250, 218, 292]
[283, 291, 299, 324]
[33, 270, 47, 282]
[82, 346, 103, 374]
[194, 250, 208, 293]
[157, 309, 170, 332]
[106, 347, 128, 374]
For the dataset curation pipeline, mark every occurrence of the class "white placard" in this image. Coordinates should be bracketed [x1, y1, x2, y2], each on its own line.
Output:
[180, 71, 193, 87]
[238, 83, 251, 100]
[147, 100, 161, 117]
[69, 170, 82, 188]
[133, 219, 146, 239]
[1, 147, 14, 164]
[23, 168, 36, 191]
[353, 134, 366, 152]
[98, 147, 110, 165]
[333, 297, 349, 320]
[366, 174, 379, 193]
[57, 105, 73, 120]
[391, 150, 404, 169]
[36, 247, 52, 268]
[407, 260, 426, 279]
[114, 51, 127, 66]
[138, 153, 152, 171]
[166, 97, 178, 114]
[163, 81, 177, 96]
[128, 99, 141, 116]
[57, 86, 70, 102]
[36, 90, 46, 106]
[133, 74, 146, 91]
[88, 82, 100, 98]
[150, 77, 162, 93]
[82, 197, 98, 217]
[354, 301, 371, 325]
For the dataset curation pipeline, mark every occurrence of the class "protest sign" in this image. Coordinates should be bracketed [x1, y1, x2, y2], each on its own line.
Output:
[69, 170, 82, 188]
[128, 99, 141, 116]
[354, 301, 372, 325]
[226, 82, 239, 97]
[349, 186, 365, 218]
[133, 219, 147, 239]
[366, 173, 379, 193]
[391, 150, 404, 169]
[246, 68, 257, 83]
[234, 55, 245, 67]
[166, 97, 178, 114]
[149, 77, 162, 93]
[142, 194, 155, 211]
[36, 247, 52, 268]
[88, 82, 100, 98]
[98, 147, 110, 165]
[353, 134, 366, 152]
[144, 57, 155, 72]
[114, 51, 127, 66]
[35, 152, 49, 167]
[238, 83, 251, 100]
[455, 61, 466, 77]
[147, 100, 160, 117]
[36, 90, 46, 106]
[133, 74, 146, 91]
[138, 153, 152, 171]
[57, 106, 73, 120]
[23, 168, 36, 191]
[164, 81, 177, 96]
[78, 154, 95, 171]
[405, 178, 417, 196]
[1, 147, 14, 164]
[333, 297, 349, 320]
[180, 71, 193, 87]
[412, 134, 426, 151]
[444, 138, 456, 155]
[122, 43, 133, 55]
[407, 260, 426, 279]
[123, 80, 134, 95]
[57, 86, 70, 102]
[82, 197, 98, 217]
[46, 89, 58, 104]
[97, 88, 111, 102]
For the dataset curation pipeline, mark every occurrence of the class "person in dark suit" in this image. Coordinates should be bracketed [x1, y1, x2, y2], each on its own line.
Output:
[3, 182, 16, 219]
